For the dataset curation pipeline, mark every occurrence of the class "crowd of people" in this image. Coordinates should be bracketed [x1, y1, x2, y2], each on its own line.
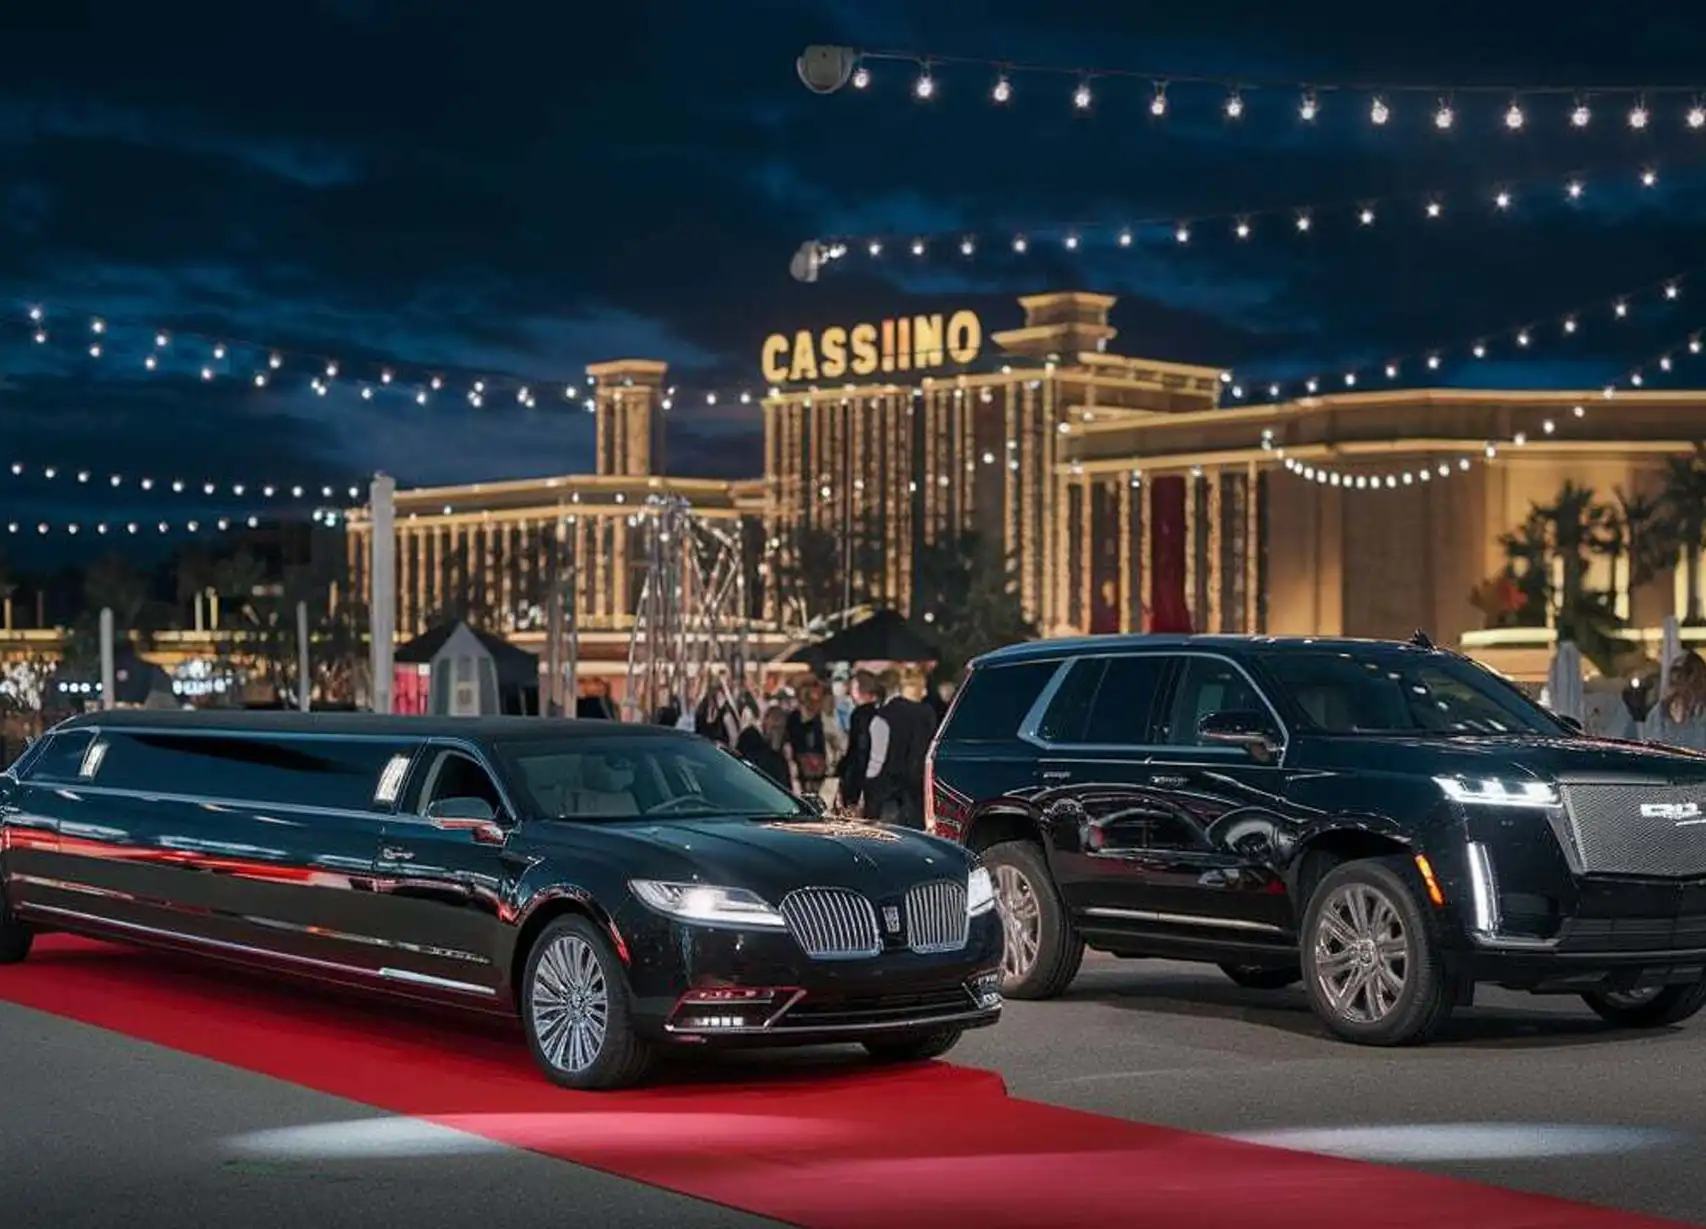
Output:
[690, 666, 952, 829]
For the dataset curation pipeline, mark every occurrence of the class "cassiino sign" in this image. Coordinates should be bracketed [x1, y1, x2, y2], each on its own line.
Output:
[760, 310, 983, 384]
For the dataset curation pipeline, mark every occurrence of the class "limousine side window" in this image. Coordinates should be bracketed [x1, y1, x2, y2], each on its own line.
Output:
[416, 750, 505, 817]
[24, 731, 97, 781]
[86, 733, 418, 813]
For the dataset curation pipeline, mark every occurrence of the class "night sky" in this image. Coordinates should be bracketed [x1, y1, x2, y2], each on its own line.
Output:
[5, 1, 1706, 561]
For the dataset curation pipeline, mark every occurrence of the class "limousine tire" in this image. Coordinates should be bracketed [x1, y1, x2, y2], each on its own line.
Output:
[983, 839, 1083, 1000]
[521, 915, 655, 1091]
[863, 1026, 964, 1065]
[1582, 979, 1706, 1029]
[0, 890, 30, 964]
[1300, 857, 1454, 1046]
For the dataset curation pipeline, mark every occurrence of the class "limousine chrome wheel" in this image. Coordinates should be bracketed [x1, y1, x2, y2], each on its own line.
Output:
[981, 839, 1083, 1000]
[1301, 857, 1454, 1046]
[520, 915, 654, 1090]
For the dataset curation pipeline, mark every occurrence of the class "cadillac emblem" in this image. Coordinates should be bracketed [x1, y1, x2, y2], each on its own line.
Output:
[882, 905, 902, 934]
[1640, 801, 1703, 822]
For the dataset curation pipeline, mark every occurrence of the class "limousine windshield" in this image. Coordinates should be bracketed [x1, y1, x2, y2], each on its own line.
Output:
[496, 736, 808, 821]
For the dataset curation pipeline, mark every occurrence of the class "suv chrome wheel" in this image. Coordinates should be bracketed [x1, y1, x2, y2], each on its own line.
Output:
[1313, 882, 1409, 1024]
[993, 863, 1041, 981]
[530, 933, 610, 1074]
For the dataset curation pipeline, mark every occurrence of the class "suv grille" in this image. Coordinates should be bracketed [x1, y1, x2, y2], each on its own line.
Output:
[779, 888, 881, 959]
[1560, 783, 1706, 877]
[905, 880, 969, 953]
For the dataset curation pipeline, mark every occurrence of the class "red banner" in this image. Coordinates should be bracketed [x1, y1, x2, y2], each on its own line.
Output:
[1147, 475, 1193, 633]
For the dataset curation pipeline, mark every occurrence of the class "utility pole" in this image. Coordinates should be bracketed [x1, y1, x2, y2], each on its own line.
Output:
[368, 473, 396, 714]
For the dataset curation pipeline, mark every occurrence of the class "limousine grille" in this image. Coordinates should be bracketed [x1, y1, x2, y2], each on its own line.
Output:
[779, 888, 881, 959]
[905, 879, 969, 954]
[1560, 783, 1706, 877]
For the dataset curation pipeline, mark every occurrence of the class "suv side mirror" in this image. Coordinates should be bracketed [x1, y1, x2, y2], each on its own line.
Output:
[799, 793, 828, 816]
[1198, 710, 1282, 762]
[1554, 712, 1584, 734]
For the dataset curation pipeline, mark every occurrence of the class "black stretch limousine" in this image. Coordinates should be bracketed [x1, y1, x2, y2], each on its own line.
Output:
[0, 711, 1003, 1088]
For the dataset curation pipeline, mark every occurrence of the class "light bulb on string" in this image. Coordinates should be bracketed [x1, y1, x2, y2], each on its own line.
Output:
[1567, 179, 1584, 199]
[90, 318, 105, 334]
[1072, 79, 1092, 110]
[253, 373, 267, 387]
[991, 74, 1011, 103]
[910, 238, 925, 256]
[1234, 218, 1251, 240]
[1615, 300, 1629, 317]
[324, 362, 338, 378]
[430, 376, 443, 390]
[88, 343, 101, 358]
[268, 353, 282, 368]
[1692, 336, 1704, 354]
[1012, 235, 1027, 252]
[1358, 206, 1375, 225]
[1425, 200, 1442, 218]
[1371, 96, 1390, 125]
[361, 387, 373, 400]
[1504, 99, 1526, 130]
[212, 344, 226, 360]
[1564, 315, 1578, 333]
[1427, 355, 1442, 370]
[1667, 282, 1680, 298]
[1495, 190, 1512, 210]
[1149, 83, 1167, 116]
[27, 306, 41, 322]
[1385, 363, 1398, 378]
[1224, 91, 1244, 120]
[913, 65, 935, 100]
[1117, 229, 1132, 247]
[32, 329, 45, 344]
[1294, 211, 1312, 232]
[144, 355, 157, 370]
[1298, 90, 1318, 121]
[1629, 101, 1650, 129]
[867, 240, 882, 256]
[1174, 224, 1190, 244]
[1063, 233, 1079, 249]
[200, 366, 214, 381]
[1472, 342, 1487, 358]
[154, 332, 168, 347]
[959, 237, 974, 256]
[1517, 330, 1530, 346]
[1661, 355, 1674, 371]
[1571, 100, 1592, 127]
[851, 65, 869, 90]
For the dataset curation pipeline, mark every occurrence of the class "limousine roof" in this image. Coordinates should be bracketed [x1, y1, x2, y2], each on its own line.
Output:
[53, 710, 688, 742]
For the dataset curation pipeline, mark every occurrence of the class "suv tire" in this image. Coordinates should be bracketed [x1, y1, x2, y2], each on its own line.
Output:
[1582, 980, 1706, 1029]
[1300, 856, 1454, 1046]
[0, 888, 31, 964]
[1219, 962, 1301, 991]
[982, 839, 1083, 1000]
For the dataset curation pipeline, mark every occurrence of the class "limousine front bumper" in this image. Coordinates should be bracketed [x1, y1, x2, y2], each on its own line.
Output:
[617, 907, 1005, 1044]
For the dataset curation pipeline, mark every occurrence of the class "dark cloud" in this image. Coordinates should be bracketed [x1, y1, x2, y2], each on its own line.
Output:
[1, 0, 1705, 569]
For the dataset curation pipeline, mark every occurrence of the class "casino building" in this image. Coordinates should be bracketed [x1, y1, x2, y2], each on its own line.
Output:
[344, 291, 1706, 684]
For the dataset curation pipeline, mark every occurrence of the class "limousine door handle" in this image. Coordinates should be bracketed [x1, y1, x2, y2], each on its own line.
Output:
[1149, 774, 1187, 788]
[1040, 770, 1072, 782]
[379, 846, 415, 862]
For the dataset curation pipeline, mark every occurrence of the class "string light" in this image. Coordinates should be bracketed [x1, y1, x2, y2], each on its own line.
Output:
[1, 465, 360, 503]
[813, 158, 1669, 264]
[839, 48, 1706, 132]
[991, 74, 1012, 103]
[6, 513, 288, 537]
[1278, 452, 1479, 492]
[1225, 267, 1696, 406]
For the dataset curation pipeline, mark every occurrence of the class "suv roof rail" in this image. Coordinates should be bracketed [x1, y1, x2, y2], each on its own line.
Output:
[1409, 629, 1436, 650]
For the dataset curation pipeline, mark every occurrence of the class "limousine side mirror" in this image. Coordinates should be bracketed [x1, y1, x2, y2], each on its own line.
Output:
[800, 793, 827, 816]
[425, 796, 507, 844]
[1556, 713, 1585, 734]
[1198, 710, 1282, 763]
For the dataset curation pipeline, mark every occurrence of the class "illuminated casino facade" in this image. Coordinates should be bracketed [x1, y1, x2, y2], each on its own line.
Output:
[344, 290, 1706, 681]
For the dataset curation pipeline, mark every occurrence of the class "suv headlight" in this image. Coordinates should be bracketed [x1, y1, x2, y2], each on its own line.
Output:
[967, 866, 996, 917]
[629, 880, 788, 929]
[1434, 776, 1559, 808]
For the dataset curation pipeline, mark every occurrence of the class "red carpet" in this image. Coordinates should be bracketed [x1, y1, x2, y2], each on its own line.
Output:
[0, 935, 1687, 1229]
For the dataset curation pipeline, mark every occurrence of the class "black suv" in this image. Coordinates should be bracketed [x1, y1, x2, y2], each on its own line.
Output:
[926, 633, 1706, 1045]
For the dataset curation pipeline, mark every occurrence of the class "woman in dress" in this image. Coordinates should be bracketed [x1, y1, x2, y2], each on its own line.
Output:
[1655, 650, 1706, 751]
[736, 705, 792, 789]
[786, 675, 830, 800]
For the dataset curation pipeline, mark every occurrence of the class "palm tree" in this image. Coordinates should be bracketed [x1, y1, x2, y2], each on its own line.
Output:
[1498, 482, 1625, 676]
[912, 530, 1036, 676]
[1657, 443, 1706, 624]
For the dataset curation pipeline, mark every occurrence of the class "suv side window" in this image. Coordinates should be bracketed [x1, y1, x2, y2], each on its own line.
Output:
[942, 661, 1060, 741]
[1162, 657, 1273, 746]
[1035, 655, 1168, 746]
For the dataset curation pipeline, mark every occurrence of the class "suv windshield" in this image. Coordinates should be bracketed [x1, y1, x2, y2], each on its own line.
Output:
[1256, 649, 1567, 736]
[496, 735, 807, 821]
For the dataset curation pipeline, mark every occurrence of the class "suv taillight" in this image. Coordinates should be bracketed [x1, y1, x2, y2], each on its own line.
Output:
[924, 669, 970, 836]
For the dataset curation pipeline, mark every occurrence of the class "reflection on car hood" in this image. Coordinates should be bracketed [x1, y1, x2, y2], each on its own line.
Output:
[597, 815, 969, 898]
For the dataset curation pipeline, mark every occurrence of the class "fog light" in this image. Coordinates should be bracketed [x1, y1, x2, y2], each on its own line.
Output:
[679, 987, 780, 1005]
[668, 986, 800, 1032]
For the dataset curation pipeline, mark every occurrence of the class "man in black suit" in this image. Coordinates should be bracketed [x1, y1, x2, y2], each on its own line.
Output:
[861, 668, 936, 828]
[836, 670, 881, 813]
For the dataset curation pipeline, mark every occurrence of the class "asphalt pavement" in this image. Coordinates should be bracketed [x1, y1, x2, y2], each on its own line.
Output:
[4, 950, 1704, 1228]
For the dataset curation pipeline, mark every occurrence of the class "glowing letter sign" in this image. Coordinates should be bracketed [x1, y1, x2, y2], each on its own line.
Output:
[760, 310, 982, 384]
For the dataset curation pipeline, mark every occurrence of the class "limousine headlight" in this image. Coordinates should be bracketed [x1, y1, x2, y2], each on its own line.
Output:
[628, 880, 789, 929]
[1434, 775, 1560, 808]
[967, 866, 996, 917]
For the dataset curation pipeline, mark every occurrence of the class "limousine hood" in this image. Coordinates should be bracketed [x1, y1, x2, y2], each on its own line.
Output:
[591, 815, 971, 900]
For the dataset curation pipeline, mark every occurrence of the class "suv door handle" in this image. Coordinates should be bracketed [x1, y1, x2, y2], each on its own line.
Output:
[380, 846, 414, 861]
[1149, 774, 1187, 788]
